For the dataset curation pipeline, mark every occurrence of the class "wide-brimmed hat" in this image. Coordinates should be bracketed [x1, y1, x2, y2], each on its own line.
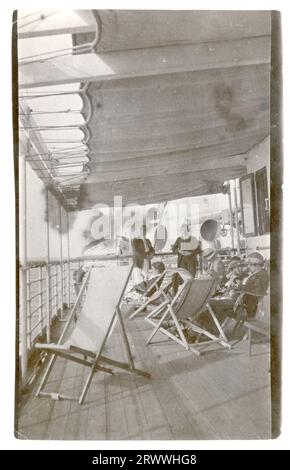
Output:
[202, 247, 216, 261]
[246, 251, 264, 265]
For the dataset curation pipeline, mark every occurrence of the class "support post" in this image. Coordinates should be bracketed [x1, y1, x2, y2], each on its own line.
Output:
[58, 202, 64, 319]
[38, 266, 44, 334]
[27, 269, 31, 350]
[19, 150, 28, 384]
[227, 181, 235, 250]
[45, 189, 51, 343]
[67, 211, 71, 308]
[233, 179, 241, 255]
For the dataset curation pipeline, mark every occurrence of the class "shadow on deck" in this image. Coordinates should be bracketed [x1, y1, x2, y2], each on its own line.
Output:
[15, 306, 271, 440]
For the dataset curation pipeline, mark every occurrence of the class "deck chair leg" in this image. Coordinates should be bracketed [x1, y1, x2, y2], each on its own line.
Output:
[129, 296, 153, 320]
[185, 320, 230, 352]
[145, 300, 168, 320]
[117, 306, 135, 369]
[167, 305, 189, 350]
[248, 328, 252, 356]
[116, 307, 151, 379]
[79, 363, 97, 404]
[146, 310, 169, 345]
[78, 308, 120, 404]
[207, 302, 228, 342]
[35, 353, 57, 397]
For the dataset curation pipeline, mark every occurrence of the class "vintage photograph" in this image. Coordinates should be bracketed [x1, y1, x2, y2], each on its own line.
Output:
[14, 9, 281, 440]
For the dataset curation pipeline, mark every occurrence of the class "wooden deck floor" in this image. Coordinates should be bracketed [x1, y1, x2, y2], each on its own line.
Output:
[16, 308, 271, 440]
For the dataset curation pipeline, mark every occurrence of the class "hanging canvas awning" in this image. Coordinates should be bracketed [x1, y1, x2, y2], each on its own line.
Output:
[76, 10, 271, 208]
[19, 10, 271, 210]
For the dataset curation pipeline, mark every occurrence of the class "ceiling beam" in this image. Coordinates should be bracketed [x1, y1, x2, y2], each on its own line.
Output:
[17, 10, 97, 39]
[19, 36, 270, 89]
[18, 24, 97, 39]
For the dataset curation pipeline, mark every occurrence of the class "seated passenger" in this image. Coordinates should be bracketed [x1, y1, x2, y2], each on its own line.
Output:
[124, 261, 165, 304]
[134, 262, 166, 296]
[202, 248, 226, 293]
[234, 251, 269, 318]
[222, 258, 248, 300]
[170, 267, 194, 296]
[185, 252, 269, 341]
[209, 251, 269, 323]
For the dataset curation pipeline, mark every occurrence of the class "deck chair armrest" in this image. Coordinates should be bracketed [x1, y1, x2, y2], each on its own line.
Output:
[235, 291, 267, 298]
[35, 342, 63, 350]
[34, 343, 70, 353]
[69, 345, 96, 358]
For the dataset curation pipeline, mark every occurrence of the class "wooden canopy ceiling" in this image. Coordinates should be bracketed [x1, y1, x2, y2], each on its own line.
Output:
[19, 10, 271, 210]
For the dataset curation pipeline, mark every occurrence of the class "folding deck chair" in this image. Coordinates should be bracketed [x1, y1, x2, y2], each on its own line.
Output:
[35, 265, 150, 404]
[145, 277, 232, 356]
[128, 268, 192, 320]
[128, 270, 168, 320]
[239, 292, 270, 355]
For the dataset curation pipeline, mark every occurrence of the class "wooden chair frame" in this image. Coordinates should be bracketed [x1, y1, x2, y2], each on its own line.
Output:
[35, 266, 150, 405]
[145, 279, 231, 356]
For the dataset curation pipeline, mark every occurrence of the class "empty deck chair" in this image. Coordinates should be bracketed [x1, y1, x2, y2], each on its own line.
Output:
[35, 265, 150, 404]
[145, 277, 231, 356]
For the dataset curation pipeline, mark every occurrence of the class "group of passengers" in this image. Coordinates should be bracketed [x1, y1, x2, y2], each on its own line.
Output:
[124, 223, 269, 334]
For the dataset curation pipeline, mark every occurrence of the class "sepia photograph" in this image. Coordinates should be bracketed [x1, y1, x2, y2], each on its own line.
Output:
[13, 7, 282, 442]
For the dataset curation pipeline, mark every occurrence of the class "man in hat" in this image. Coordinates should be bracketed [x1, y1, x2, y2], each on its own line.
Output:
[234, 251, 269, 317]
[209, 251, 268, 321]
[202, 247, 226, 283]
[187, 252, 269, 341]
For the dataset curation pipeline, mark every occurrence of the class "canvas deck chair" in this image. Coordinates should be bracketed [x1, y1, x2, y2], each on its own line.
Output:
[35, 265, 150, 404]
[145, 277, 232, 356]
[129, 268, 191, 320]
[238, 292, 270, 355]
[128, 270, 168, 320]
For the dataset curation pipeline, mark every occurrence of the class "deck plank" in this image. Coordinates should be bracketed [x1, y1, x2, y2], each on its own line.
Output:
[130, 319, 217, 439]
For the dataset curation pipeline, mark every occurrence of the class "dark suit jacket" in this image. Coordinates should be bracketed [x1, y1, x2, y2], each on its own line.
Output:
[241, 268, 269, 316]
[131, 238, 155, 269]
